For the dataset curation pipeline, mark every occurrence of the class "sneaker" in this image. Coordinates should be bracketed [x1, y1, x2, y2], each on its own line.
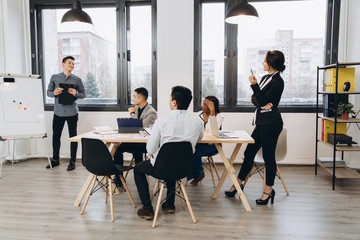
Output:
[46, 160, 59, 169]
[161, 202, 176, 213]
[67, 162, 76, 171]
[137, 206, 154, 220]
[113, 175, 124, 188]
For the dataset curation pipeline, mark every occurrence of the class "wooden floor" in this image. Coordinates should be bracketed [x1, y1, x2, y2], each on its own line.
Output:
[1, 158, 360, 240]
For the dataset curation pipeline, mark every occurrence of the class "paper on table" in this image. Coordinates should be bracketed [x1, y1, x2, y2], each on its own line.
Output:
[94, 126, 117, 135]
[116, 134, 131, 139]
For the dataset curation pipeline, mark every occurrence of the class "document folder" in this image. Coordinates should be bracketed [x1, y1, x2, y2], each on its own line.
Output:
[117, 118, 143, 133]
[58, 83, 76, 105]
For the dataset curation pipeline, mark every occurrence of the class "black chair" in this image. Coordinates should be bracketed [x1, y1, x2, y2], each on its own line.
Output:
[80, 138, 136, 221]
[151, 141, 197, 228]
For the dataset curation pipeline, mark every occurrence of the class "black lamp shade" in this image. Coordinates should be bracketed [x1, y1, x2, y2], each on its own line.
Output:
[61, 0, 93, 25]
[225, 2, 259, 24]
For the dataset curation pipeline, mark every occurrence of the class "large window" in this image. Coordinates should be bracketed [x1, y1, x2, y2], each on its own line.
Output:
[194, 0, 337, 112]
[126, 4, 153, 104]
[30, 0, 157, 111]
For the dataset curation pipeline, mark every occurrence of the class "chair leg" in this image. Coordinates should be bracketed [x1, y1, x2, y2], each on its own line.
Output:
[104, 176, 108, 203]
[81, 175, 97, 215]
[263, 167, 266, 191]
[243, 165, 255, 188]
[124, 157, 134, 180]
[152, 183, 165, 228]
[207, 157, 216, 188]
[277, 166, 289, 195]
[108, 177, 114, 221]
[177, 181, 186, 209]
[151, 180, 160, 202]
[210, 156, 220, 180]
[119, 175, 136, 208]
[179, 181, 197, 224]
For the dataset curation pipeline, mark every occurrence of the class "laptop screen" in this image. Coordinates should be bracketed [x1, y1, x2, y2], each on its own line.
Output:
[117, 118, 143, 127]
[209, 116, 220, 137]
[117, 118, 143, 133]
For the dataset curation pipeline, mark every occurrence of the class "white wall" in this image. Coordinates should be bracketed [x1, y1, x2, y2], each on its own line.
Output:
[338, 0, 360, 169]
[0, 0, 32, 159]
[3, 0, 359, 167]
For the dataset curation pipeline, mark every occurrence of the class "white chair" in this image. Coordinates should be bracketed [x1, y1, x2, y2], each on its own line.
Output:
[243, 128, 289, 195]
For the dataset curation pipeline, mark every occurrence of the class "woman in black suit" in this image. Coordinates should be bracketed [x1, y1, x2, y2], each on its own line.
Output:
[225, 50, 285, 205]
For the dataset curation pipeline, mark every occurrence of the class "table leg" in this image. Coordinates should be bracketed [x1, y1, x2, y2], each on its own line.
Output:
[74, 173, 95, 207]
[212, 143, 252, 212]
[212, 143, 241, 198]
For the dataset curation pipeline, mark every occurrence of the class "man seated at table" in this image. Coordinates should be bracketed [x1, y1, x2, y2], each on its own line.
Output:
[113, 87, 157, 186]
[118, 86, 204, 220]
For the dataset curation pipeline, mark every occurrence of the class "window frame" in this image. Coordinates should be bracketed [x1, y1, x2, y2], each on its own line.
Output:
[30, 0, 157, 112]
[194, 0, 340, 113]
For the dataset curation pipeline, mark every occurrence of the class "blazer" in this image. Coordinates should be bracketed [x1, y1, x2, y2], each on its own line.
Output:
[251, 72, 284, 126]
[130, 103, 157, 128]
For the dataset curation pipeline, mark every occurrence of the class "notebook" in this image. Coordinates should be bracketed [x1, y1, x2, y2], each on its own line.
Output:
[58, 83, 76, 105]
[117, 118, 143, 133]
[209, 116, 238, 138]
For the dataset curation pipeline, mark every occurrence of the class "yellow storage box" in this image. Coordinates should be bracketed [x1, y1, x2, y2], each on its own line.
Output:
[325, 67, 355, 92]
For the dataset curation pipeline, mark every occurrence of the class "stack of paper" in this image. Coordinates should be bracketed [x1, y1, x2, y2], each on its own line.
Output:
[94, 126, 117, 135]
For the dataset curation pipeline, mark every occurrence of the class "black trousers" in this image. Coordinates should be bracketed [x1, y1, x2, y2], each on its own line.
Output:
[113, 143, 147, 165]
[238, 124, 283, 186]
[52, 114, 78, 162]
[134, 160, 175, 208]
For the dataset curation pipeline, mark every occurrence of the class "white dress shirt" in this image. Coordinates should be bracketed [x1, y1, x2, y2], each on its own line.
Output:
[146, 110, 204, 166]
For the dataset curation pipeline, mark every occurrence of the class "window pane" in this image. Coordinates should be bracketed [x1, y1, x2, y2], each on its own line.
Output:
[128, 5, 152, 104]
[42, 8, 117, 105]
[201, 3, 225, 104]
[237, 0, 326, 106]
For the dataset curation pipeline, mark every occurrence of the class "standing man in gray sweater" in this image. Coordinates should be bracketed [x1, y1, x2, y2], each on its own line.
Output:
[46, 56, 85, 171]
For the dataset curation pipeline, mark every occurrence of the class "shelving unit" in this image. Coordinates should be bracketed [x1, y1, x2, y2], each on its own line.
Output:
[315, 62, 360, 190]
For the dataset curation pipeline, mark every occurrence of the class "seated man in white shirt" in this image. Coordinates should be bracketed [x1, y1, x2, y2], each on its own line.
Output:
[118, 86, 204, 220]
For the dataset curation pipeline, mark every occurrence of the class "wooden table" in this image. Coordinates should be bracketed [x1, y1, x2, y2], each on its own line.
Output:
[68, 130, 254, 211]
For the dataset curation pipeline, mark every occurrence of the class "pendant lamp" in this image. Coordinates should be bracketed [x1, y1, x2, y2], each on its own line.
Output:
[61, 0, 93, 25]
[225, 0, 259, 24]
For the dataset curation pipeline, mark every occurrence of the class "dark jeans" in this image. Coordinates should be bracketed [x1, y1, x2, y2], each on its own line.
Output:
[52, 114, 78, 162]
[113, 143, 147, 165]
[238, 124, 283, 186]
[134, 160, 175, 208]
[187, 143, 218, 180]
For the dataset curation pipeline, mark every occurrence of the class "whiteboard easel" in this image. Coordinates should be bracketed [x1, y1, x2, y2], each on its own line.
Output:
[0, 74, 52, 178]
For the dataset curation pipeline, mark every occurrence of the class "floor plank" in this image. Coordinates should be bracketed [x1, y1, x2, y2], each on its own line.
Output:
[0, 158, 360, 240]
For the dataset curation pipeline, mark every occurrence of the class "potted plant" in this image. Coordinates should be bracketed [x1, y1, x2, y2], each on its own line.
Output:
[337, 102, 356, 120]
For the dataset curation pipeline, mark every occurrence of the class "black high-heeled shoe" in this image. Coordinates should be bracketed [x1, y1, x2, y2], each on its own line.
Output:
[224, 184, 244, 197]
[256, 189, 275, 205]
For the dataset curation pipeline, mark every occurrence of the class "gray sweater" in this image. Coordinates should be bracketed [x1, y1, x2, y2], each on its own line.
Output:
[47, 72, 85, 117]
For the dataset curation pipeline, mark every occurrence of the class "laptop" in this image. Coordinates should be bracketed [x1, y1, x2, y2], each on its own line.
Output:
[117, 118, 143, 133]
[209, 116, 238, 138]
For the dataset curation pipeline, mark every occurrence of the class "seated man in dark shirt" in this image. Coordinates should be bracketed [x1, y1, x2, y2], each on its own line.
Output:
[113, 87, 157, 186]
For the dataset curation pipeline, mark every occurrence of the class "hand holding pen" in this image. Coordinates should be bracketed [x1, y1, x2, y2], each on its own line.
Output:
[54, 87, 63, 96]
[249, 68, 257, 85]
